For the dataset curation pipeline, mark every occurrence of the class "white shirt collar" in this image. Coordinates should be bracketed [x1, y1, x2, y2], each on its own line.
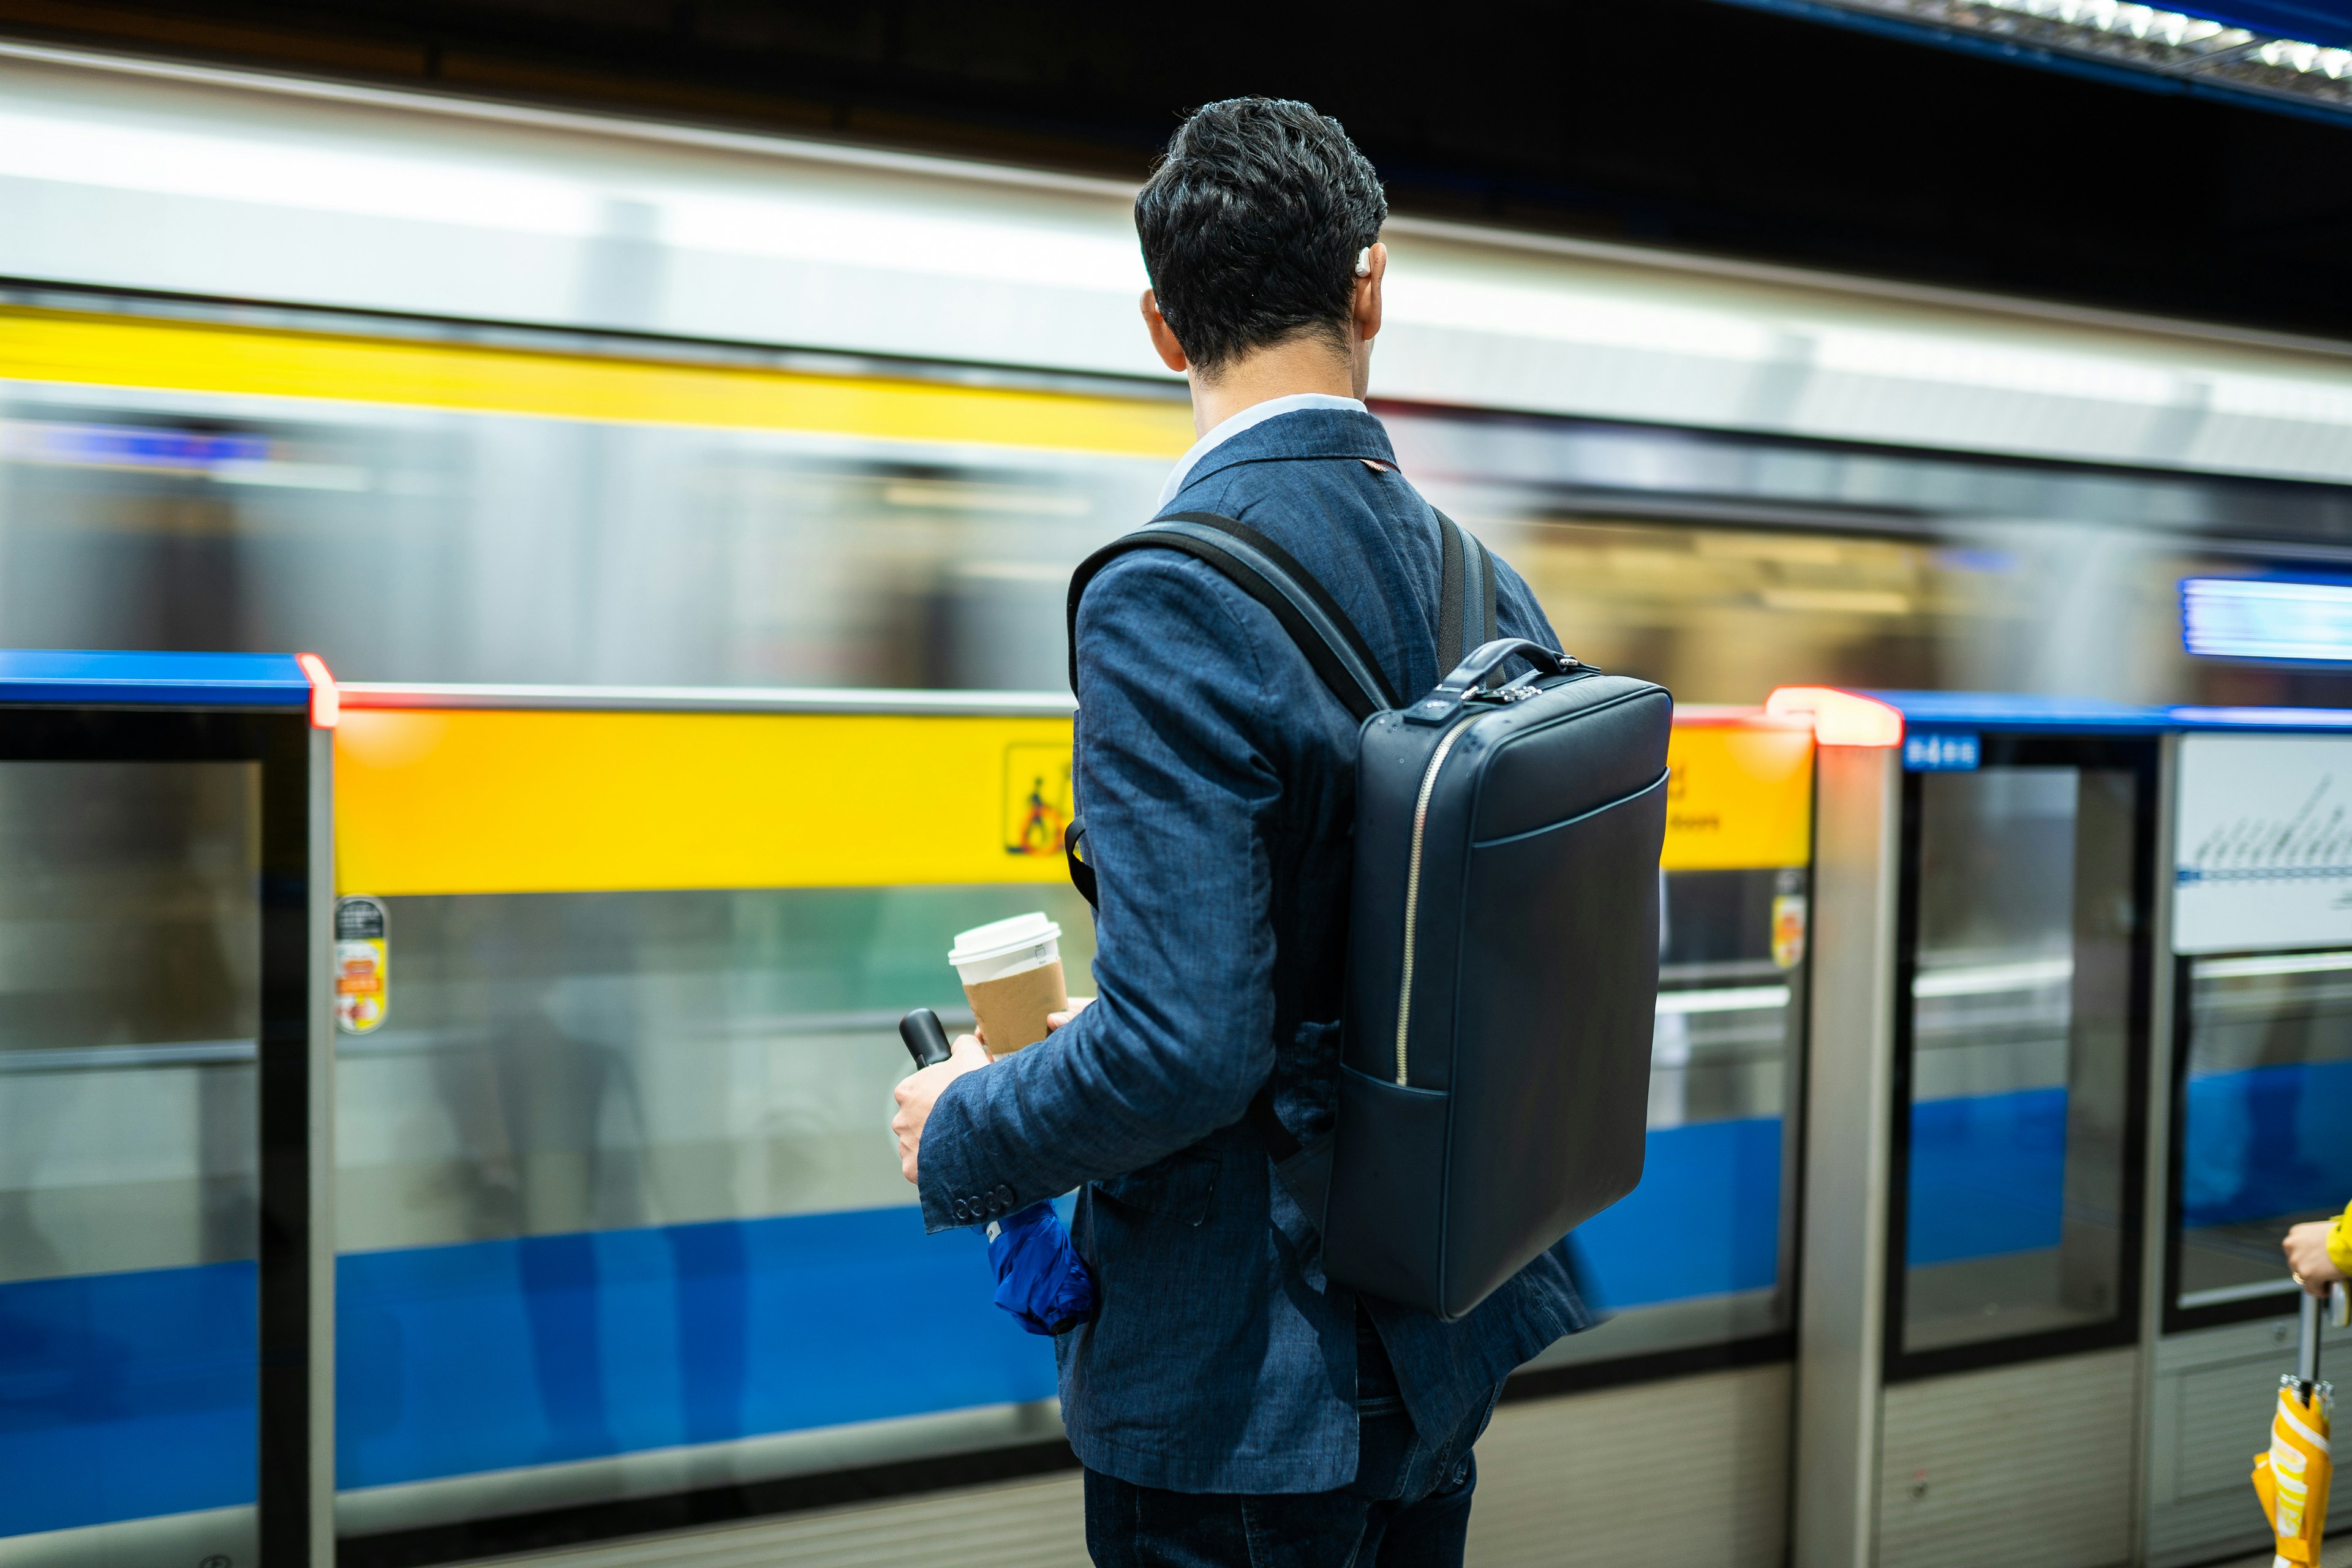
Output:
[1154, 393, 1368, 511]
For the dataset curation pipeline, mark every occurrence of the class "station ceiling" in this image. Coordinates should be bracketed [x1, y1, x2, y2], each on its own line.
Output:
[1762, 0, 2352, 121]
[0, 0, 2346, 346]
[2189, 0, 2352, 36]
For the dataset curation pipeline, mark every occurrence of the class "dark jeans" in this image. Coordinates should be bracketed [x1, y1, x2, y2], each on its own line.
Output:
[1082, 1311, 1493, 1567]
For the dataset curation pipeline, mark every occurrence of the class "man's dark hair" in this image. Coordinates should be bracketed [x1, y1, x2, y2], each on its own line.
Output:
[1134, 98, 1388, 377]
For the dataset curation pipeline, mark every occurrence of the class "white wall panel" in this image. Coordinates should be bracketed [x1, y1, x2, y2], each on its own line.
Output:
[1467, 1365, 1790, 1567]
[451, 1472, 1090, 1568]
[1878, 1349, 2138, 1568]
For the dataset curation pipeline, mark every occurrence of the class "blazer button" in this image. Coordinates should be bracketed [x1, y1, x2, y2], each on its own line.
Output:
[951, 1199, 970, 1222]
[994, 1183, 1014, 1206]
[986, 1193, 1006, 1217]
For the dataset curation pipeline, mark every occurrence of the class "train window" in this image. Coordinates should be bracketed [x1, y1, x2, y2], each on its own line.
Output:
[1890, 744, 2152, 1373]
[2169, 952, 2352, 1325]
[331, 883, 1096, 1542]
[0, 761, 262, 1546]
[0, 394, 1165, 693]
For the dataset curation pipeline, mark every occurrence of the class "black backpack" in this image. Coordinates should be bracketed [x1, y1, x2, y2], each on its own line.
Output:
[1065, 510, 1670, 1321]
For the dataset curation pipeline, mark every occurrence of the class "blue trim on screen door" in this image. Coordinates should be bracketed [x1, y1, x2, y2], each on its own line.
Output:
[0, 650, 311, 707]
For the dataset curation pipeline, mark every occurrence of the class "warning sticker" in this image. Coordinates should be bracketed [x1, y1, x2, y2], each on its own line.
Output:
[334, 894, 389, 1035]
[1003, 743, 1073, 859]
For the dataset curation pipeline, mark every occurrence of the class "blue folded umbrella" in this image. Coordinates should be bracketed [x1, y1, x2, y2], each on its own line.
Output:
[983, 1201, 1094, 1335]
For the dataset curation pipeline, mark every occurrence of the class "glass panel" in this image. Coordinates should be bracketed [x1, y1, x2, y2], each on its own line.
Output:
[334, 883, 1095, 1540]
[2176, 952, 2352, 1313]
[0, 761, 260, 1550]
[1525, 865, 1804, 1368]
[1901, 765, 2138, 1356]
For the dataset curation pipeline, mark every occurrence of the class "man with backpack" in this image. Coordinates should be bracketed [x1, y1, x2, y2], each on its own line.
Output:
[891, 97, 1604, 1566]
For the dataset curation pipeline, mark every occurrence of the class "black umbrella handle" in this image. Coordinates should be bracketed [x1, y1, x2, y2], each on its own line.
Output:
[2301, 1289, 2322, 1393]
[899, 1008, 954, 1069]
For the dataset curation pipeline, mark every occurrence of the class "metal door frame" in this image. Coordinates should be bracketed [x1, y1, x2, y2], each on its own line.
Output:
[0, 703, 333, 1564]
[1880, 733, 2160, 1384]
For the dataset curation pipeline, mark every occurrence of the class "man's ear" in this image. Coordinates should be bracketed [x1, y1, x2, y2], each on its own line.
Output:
[1140, 289, 1190, 372]
[1352, 243, 1387, 345]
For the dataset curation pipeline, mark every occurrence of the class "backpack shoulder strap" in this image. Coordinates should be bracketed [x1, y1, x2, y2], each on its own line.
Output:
[1064, 512, 1398, 720]
[1434, 510, 1498, 666]
[1060, 511, 1396, 914]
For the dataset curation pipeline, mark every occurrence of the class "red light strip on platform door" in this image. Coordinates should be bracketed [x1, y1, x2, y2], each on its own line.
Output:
[296, 652, 338, 729]
[1765, 686, 1902, 747]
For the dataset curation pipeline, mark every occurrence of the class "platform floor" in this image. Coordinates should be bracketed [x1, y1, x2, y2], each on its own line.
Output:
[457, 1496, 2352, 1568]
[2221, 1547, 2352, 1568]
[459, 1509, 2352, 1568]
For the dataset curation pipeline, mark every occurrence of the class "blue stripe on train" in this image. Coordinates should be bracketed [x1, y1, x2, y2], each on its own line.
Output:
[2179, 1057, 2352, 1229]
[0, 1262, 257, 1538]
[1906, 1087, 2068, 1267]
[38, 1071, 2316, 1537]
[1890, 1057, 2352, 1276]
[0, 1117, 1787, 1533]
[1570, 1114, 1782, 1310]
[334, 1206, 1050, 1490]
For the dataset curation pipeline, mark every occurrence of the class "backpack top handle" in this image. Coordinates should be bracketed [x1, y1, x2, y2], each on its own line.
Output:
[1403, 639, 1583, 728]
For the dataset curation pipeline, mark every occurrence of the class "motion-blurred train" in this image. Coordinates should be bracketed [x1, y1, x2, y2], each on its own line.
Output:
[3, 34, 2352, 1568]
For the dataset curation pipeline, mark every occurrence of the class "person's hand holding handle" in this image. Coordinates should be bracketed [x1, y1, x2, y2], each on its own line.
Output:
[892, 1009, 989, 1186]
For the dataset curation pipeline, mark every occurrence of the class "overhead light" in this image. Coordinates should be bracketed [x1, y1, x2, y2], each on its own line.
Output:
[1976, 0, 2247, 48]
[1794, 0, 2352, 117]
[2182, 576, 2352, 662]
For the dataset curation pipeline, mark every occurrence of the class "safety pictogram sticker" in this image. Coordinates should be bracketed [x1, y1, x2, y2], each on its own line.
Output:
[334, 894, 390, 1035]
[1003, 743, 1073, 858]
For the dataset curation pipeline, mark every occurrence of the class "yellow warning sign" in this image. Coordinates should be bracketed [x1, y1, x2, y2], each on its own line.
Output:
[334, 707, 1079, 895]
[1662, 720, 1814, 872]
[1003, 743, 1074, 859]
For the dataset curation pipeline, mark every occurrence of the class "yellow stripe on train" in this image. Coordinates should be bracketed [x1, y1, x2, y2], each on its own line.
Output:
[334, 708, 1081, 895]
[1661, 715, 1814, 873]
[334, 707, 1811, 896]
[0, 306, 1194, 456]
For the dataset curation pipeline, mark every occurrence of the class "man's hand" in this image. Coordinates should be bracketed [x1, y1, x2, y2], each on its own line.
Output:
[2285, 1220, 2346, 1297]
[892, 1033, 990, 1186]
[1047, 995, 1095, 1031]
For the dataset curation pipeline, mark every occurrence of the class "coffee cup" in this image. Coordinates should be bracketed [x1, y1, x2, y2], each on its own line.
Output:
[948, 912, 1067, 1057]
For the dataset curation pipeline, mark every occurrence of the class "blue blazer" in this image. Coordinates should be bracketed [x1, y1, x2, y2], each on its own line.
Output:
[918, 407, 1593, 1493]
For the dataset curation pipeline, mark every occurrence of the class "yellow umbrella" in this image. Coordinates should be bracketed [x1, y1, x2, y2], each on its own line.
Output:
[2255, 1282, 2347, 1566]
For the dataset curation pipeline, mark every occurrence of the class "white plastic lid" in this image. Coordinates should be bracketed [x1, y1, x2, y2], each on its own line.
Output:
[948, 911, 1061, 967]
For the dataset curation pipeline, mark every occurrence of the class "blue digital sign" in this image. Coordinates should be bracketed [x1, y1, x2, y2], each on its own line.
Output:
[2183, 576, 2352, 663]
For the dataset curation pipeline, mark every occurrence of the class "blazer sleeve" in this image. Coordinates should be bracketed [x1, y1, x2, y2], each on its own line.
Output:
[914, 552, 1284, 1231]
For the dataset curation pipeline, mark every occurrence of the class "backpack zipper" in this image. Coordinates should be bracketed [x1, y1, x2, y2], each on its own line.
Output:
[1393, 717, 1474, 1086]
